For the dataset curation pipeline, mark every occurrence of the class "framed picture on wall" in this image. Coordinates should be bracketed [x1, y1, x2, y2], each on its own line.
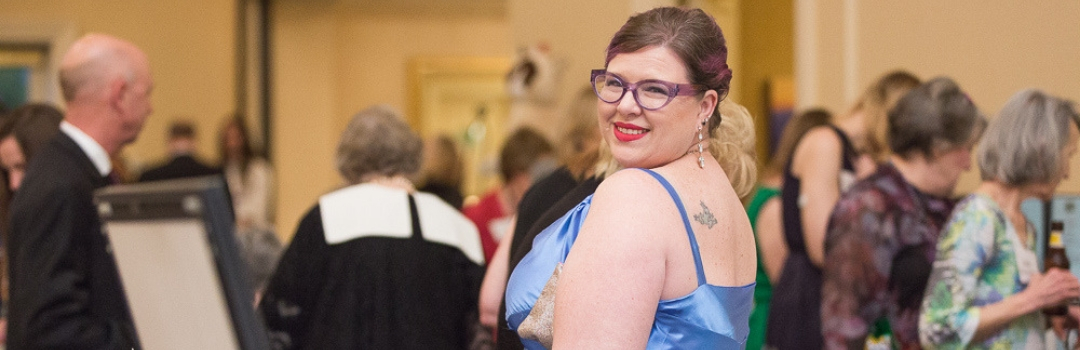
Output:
[0, 21, 78, 109]
[0, 45, 43, 110]
[408, 56, 512, 199]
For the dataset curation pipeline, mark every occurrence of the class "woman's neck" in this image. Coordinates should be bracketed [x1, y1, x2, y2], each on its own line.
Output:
[363, 174, 415, 192]
[976, 181, 1032, 214]
[976, 181, 1032, 239]
[891, 155, 950, 197]
[835, 112, 867, 152]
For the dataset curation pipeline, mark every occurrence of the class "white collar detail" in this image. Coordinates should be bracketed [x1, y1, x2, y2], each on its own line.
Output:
[319, 183, 484, 265]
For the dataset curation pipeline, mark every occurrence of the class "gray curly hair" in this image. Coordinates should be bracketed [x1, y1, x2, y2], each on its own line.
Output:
[978, 89, 1080, 186]
[336, 105, 423, 184]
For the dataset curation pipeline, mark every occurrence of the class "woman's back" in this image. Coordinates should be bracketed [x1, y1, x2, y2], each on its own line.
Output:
[554, 160, 755, 348]
[260, 186, 485, 349]
[637, 166, 755, 348]
[642, 161, 756, 295]
[767, 124, 857, 349]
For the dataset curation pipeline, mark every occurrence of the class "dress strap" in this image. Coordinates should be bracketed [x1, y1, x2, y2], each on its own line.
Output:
[826, 124, 857, 172]
[407, 194, 423, 240]
[638, 168, 707, 286]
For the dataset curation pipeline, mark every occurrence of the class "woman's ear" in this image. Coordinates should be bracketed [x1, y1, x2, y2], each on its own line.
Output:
[698, 89, 718, 123]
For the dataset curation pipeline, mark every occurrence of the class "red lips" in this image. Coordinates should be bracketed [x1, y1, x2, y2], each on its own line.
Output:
[612, 122, 649, 142]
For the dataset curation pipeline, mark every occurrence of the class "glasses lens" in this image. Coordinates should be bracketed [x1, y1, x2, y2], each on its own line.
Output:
[593, 74, 625, 103]
[636, 82, 674, 109]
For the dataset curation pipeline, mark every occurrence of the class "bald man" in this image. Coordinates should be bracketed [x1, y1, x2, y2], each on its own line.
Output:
[7, 33, 152, 349]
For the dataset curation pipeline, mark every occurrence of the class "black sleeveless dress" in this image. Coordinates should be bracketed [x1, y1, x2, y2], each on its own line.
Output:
[765, 125, 857, 350]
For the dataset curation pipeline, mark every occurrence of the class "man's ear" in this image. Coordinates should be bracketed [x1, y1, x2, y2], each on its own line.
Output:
[108, 78, 128, 113]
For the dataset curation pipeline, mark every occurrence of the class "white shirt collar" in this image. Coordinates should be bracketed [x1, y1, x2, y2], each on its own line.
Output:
[319, 183, 485, 264]
[60, 121, 112, 176]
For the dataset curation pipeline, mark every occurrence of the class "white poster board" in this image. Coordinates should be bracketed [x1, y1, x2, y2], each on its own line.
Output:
[95, 177, 269, 350]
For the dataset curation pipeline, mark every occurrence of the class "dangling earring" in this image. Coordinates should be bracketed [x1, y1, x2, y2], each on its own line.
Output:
[696, 121, 705, 169]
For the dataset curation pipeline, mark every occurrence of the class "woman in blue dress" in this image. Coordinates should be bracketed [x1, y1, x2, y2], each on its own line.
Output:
[504, 7, 758, 349]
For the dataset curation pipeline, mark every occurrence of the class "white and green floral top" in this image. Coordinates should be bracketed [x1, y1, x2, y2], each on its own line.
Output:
[919, 193, 1045, 349]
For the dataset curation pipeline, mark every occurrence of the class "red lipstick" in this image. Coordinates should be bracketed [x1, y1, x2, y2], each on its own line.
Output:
[612, 122, 648, 142]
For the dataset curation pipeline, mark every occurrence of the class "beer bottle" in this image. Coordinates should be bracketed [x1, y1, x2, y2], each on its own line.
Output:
[1044, 221, 1069, 316]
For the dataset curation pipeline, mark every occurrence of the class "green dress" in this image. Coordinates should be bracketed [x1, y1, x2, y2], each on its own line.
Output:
[745, 186, 780, 350]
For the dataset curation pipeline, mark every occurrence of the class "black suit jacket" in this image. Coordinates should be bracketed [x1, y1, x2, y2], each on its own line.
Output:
[7, 133, 140, 349]
[137, 154, 220, 182]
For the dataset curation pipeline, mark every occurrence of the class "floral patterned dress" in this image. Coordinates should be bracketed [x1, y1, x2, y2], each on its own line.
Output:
[919, 193, 1045, 349]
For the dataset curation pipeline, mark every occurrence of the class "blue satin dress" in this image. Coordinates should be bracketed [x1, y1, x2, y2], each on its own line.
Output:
[504, 168, 754, 349]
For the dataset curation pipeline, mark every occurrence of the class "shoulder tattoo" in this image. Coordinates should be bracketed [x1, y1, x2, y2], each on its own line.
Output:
[693, 201, 718, 229]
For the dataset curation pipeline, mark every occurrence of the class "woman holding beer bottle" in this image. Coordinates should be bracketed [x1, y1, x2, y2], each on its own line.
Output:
[920, 89, 1080, 349]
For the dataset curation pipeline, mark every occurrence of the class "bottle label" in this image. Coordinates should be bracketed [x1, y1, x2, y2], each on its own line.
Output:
[866, 335, 892, 350]
[1050, 231, 1064, 248]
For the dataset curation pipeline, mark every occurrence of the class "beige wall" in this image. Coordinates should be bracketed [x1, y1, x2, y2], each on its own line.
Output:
[271, 1, 512, 237]
[797, 0, 1080, 195]
[0, 0, 237, 176]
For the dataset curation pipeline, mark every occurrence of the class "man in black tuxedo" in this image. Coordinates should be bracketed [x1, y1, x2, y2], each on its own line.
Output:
[7, 33, 153, 349]
[137, 121, 219, 182]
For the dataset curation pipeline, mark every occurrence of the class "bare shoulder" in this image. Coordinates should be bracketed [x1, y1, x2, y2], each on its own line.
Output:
[795, 126, 843, 156]
[595, 168, 660, 193]
[757, 195, 782, 219]
[584, 169, 677, 242]
[593, 169, 671, 208]
[792, 126, 844, 176]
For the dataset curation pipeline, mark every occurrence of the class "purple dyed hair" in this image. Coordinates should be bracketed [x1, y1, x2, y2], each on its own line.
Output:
[605, 7, 732, 132]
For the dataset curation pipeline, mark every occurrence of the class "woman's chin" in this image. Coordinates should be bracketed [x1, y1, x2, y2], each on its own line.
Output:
[612, 154, 659, 170]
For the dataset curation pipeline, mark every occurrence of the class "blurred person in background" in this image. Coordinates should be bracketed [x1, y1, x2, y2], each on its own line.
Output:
[418, 134, 465, 210]
[137, 120, 218, 182]
[8, 33, 152, 349]
[0, 102, 64, 344]
[920, 89, 1080, 349]
[219, 114, 274, 231]
[464, 128, 555, 263]
[259, 105, 485, 349]
[0, 104, 64, 192]
[820, 77, 987, 349]
[219, 115, 281, 295]
[745, 107, 832, 349]
[768, 70, 920, 349]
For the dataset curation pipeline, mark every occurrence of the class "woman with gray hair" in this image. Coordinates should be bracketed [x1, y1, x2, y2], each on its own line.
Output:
[258, 105, 486, 350]
[820, 77, 987, 349]
[919, 89, 1080, 349]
